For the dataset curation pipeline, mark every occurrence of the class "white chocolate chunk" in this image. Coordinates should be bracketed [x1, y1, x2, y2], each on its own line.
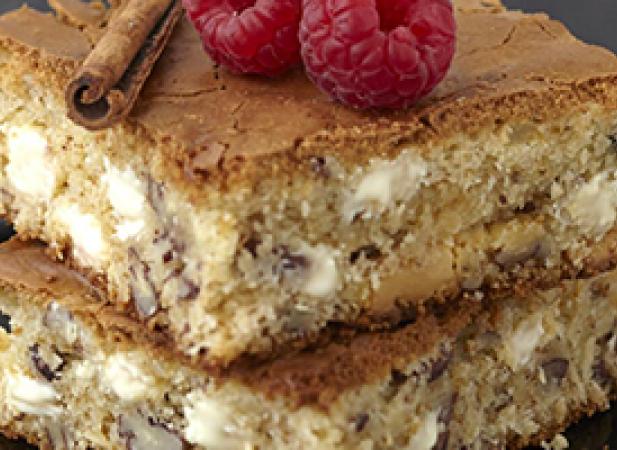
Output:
[407, 410, 439, 450]
[5, 125, 57, 200]
[5, 371, 62, 416]
[184, 392, 242, 449]
[103, 162, 147, 240]
[44, 302, 79, 346]
[53, 204, 106, 268]
[506, 315, 544, 370]
[115, 219, 147, 241]
[301, 244, 339, 298]
[104, 164, 146, 218]
[563, 172, 617, 237]
[74, 360, 97, 381]
[103, 353, 154, 403]
[344, 151, 428, 222]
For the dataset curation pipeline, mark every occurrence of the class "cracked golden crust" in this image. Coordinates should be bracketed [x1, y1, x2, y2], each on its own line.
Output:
[455, 0, 505, 12]
[49, 0, 107, 29]
[0, 7, 89, 81]
[135, 7, 617, 193]
[1, 3, 617, 194]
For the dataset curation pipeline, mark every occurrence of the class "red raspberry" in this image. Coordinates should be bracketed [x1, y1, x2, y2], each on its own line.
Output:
[299, 0, 456, 109]
[183, 0, 302, 76]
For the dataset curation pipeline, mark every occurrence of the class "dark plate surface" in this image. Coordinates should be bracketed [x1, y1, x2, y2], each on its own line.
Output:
[0, 1, 616, 449]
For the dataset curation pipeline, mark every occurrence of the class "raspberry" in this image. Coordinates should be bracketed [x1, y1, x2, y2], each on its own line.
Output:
[299, 0, 456, 109]
[183, 0, 302, 76]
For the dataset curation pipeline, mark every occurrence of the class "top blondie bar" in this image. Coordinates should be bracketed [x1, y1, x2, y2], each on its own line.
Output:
[1, 0, 617, 366]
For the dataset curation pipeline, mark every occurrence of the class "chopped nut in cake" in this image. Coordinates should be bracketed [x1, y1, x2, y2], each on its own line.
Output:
[1, 1, 617, 368]
[2, 241, 617, 449]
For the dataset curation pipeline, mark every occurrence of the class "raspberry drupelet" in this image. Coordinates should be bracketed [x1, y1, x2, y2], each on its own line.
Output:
[299, 0, 456, 109]
[183, 0, 302, 76]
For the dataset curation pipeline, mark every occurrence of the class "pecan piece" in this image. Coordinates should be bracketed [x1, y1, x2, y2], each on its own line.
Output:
[119, 412, 185, 450]
[541, 358, 569, 383]
[29, 344, 65, 382]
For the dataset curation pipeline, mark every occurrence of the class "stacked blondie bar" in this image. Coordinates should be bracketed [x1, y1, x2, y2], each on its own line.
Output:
[1, 0, 617, 448]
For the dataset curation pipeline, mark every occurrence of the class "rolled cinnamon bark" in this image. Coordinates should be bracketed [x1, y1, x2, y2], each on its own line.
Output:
[66, 0, 182, 130]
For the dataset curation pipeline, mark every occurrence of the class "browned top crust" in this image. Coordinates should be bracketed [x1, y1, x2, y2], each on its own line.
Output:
[231, 306, 474, 408]
[0, 239, 98, 299]
[49, 0, 107, 29]
[0, 6, 90, 62]
[455, 0, 505, 12]
[1, 2, 617, 190]
[0, 239, 474, 407]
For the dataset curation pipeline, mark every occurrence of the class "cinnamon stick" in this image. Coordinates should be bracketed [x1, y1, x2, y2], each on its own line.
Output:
[66, 0, 183, 130]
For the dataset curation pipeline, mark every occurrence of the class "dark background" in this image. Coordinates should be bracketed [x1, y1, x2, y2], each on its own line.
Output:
[505, 0, 617, 52]
[0, 1, 616, 449]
